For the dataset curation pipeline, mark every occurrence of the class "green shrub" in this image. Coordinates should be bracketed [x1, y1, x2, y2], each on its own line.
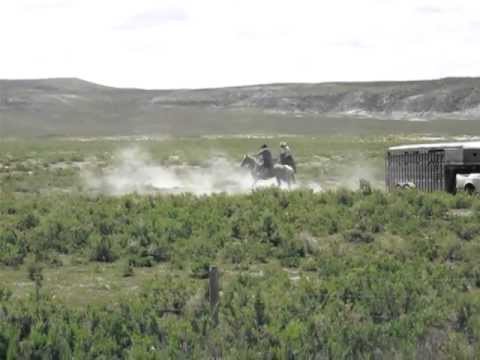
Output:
[89, 234, 118, 263]
[16, 213, 39, 231]
[343, 228, 374, 244]
[222, 241, 247, 265]
[1, 186, 480, 357]
[190, 258, 210, 279]
[456, 224, 480, 241]
[453, 194, 473, 209]
[359, 179, 372, 195]
[148, 243, 170, 262]
[336, 188, 354, 206]
[0, 229, 26, 266]
[128, 255, 154, 267]
[258, 211, 283, 246]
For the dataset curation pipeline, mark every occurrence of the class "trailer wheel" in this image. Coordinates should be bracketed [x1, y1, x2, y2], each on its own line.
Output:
[465, 183, 475, 195]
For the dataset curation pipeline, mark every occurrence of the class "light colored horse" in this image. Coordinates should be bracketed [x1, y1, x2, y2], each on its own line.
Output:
[240, 154, 295, 188]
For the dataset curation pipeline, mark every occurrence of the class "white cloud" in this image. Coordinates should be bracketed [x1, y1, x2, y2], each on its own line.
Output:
[0, 0, 479, 88]
[415, 5, 445, 14]
[117, 7, 188, 30]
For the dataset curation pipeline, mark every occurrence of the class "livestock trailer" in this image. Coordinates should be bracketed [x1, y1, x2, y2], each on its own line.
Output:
[386, 142, 480, 193]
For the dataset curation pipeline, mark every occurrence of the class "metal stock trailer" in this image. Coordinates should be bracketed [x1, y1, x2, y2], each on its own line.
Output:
[385, 142, 480, 193]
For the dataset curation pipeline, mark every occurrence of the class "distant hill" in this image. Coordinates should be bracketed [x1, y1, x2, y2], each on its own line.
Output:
[1, 77, 480, 136]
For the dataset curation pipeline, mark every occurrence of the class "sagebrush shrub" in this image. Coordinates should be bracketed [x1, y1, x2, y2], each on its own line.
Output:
[89, 234, 118, 262]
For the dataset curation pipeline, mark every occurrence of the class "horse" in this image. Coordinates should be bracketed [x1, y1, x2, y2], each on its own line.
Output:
[240, 154, 295, 188]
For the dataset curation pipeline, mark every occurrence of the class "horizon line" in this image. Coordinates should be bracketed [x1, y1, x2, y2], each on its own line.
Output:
[0, 75, 479, 91]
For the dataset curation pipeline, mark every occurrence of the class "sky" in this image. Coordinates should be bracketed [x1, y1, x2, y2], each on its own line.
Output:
[0, 0, 479, 89]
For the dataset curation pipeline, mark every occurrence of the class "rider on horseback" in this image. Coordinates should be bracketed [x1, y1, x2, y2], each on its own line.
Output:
[241, 144, 295, 187]
[255, 144, 273, 178]
[279, 142, 296, 173]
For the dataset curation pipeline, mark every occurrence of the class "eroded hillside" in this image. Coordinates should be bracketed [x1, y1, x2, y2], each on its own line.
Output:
[1, 77, 480, 136]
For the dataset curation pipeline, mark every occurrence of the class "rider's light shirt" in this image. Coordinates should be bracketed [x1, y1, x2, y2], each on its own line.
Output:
[279, 146, 296, 173]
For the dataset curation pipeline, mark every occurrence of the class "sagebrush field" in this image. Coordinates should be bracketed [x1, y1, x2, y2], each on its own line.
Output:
[1, 136, 480, 358]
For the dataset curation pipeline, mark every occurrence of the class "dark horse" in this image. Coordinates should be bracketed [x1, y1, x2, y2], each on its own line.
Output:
[240, 154, 295, 188]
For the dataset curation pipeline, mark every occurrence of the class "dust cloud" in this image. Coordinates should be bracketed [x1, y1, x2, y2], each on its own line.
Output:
[338, 164, 382, 191]
[83, 147, 323, 196]
[83, 148, 247, 195]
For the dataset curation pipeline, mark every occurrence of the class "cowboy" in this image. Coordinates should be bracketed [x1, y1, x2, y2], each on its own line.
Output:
[255, 144, 273, 177]
[279, 142, 296, 173]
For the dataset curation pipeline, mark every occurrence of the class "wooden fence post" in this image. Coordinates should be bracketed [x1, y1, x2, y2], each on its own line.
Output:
[209, 265, 219, 326]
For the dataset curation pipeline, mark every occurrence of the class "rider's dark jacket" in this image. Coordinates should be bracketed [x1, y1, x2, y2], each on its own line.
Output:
[256, 148, 273, 169]
[280, 147, 296, 173]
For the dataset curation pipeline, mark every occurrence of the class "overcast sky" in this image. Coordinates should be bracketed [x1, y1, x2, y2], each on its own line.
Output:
[1, 0, 479, 89]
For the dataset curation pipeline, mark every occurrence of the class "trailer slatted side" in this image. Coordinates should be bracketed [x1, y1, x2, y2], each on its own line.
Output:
[386, 150, 446, 192]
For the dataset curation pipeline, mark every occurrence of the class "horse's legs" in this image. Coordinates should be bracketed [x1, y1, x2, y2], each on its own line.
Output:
[283, 176, 293, 190]
[276, 176, 281, 187]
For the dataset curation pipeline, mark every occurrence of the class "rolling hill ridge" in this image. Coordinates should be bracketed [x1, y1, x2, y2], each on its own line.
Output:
[1, 77, 480, 136]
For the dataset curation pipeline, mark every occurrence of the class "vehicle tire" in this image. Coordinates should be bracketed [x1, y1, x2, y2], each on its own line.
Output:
[402, 182, 416, 189]
[465, 183, 475, 195]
